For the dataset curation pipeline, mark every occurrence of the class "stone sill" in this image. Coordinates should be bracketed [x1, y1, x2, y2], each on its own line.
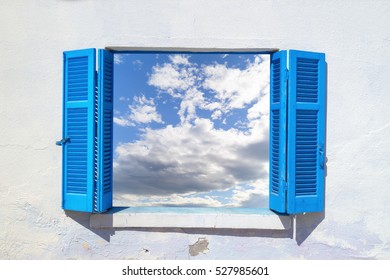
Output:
[90, 207, 291, 230]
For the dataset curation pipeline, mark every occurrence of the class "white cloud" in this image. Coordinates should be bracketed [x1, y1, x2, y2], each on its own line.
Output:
[202, 55, 270, 112]
[211, 110, 222, 120]
[247, 92, 269, 124]
[178, 88, 206, 124]
[228, 178, 269, 208]
[114, 54, 124, 65]
[169, 54, 190, 65]
[114, 95, 163, 127]
[202, 101, 221, 111]
[113, 117, 131, 127]
[147, 62, 197, 98]
[130, 95, 163, 124]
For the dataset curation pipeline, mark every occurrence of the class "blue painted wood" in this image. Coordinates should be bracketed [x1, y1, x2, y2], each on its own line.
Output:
[62, 49, 96, 212]
[269, 50, 288, 213]
[97, 49, 114, 212]
[287, 50, 326, 214]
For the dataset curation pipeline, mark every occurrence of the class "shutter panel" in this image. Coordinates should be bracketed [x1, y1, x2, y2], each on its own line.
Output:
[96, 49, 114, 212]
[62, 49, 96, 212]
[287, 50, 326, 214]
[269, 51, 288, 213]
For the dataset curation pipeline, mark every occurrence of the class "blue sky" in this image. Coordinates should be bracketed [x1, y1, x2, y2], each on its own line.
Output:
[112, 52, 270, 207]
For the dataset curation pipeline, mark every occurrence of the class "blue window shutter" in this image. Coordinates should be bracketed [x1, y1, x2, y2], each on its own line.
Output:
[269, 50, 288, 213]
[62, 49, 96, 212]
[287, 50, 326, 214]
[96, 49, 114, 212]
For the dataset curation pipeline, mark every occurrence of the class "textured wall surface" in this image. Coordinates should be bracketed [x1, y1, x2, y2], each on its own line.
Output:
[1, 0, 389, 259]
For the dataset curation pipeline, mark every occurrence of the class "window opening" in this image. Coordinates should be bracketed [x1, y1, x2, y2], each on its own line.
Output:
[112, 52, 270, 208]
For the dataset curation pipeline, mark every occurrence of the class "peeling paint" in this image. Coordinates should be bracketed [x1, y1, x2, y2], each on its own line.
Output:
[189, 238, 209, 256]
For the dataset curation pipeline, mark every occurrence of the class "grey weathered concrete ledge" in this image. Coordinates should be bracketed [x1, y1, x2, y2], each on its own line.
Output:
[90, 207, 291, 230]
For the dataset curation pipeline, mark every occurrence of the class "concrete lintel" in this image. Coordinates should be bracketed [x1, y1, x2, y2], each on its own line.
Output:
[105, 46, 279, 53]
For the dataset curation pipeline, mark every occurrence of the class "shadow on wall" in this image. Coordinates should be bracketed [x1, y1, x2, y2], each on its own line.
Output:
[295, 212, 325, 245]
[65, 211, 112, 241]
[66, 210, 325, 245]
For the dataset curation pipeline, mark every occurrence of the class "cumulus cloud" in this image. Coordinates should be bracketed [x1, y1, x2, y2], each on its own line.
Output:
[115, 193, 224, 208]
[169, 54, 190, 65]
[114, 95, 163, 127]
[177, 88, 206, 124]
[115, 180, 269, 208]
[202, 55, 270, 112]
[229, 179, 269, 208]
[147, 61, 197, 98]
[113, 117, 131, 127]
[147, 54, 269, 127]
[114, 118, 268, 198]
[211, 110, 222, 120]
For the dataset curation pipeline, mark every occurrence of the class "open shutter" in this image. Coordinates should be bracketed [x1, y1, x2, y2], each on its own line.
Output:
[287, 50, 326, 214]
[96, 49, 114, 212]
[269, 51, 288, 213]
[62, 49, 96, 212]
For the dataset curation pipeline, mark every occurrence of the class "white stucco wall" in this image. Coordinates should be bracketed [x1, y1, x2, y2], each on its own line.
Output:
[1, 0, 389, 259]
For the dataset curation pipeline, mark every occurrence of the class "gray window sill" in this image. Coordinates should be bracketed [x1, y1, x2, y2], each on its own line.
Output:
[90, 207, 291, 230]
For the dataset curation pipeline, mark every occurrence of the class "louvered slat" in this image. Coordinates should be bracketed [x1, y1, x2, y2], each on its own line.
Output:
[271, 110, 280, 194]
[296, 58, 319, 103]
[104, 60, 113, 102]
[272, 59, 280, 103]
[271, 57, 281, 195]
[295, 57, 319, 197]
[295, 110, 318, 196]
[67, 57, 89, 101]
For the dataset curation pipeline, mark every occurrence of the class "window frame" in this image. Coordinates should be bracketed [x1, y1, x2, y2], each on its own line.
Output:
[59, 47, 326, 222]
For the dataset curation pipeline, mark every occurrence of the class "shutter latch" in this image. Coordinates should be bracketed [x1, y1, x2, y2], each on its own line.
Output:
[56, 137, 70, 146]
[318, 144, 325, 169]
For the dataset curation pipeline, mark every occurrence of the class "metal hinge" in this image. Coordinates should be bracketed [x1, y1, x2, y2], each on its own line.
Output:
[318, 143, 325, 169]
